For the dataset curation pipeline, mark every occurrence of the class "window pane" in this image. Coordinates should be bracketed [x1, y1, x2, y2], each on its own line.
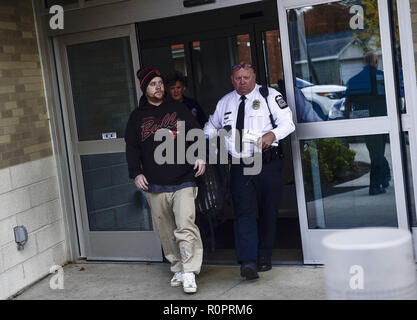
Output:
[301, 134, 397, 229]
[141, 43, 192, 96]
[81, 153, 152, 231]
[142, 44, 187, 77]
[192, 34, 251, 116]
[287, 1, 388, 123]
[171, 44, 188, 76]
[263, 29, 285, 92]
[67, 37, 136, 141]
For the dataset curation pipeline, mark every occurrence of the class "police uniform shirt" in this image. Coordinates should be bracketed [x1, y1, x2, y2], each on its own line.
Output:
[204, 84, 295, 158]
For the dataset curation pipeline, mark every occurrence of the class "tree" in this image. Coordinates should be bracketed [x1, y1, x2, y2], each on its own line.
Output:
[343, 0, 398, 52]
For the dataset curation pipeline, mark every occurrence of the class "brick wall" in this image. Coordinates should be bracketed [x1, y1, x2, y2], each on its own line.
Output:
[0, 157, 66, 300]
[0, 0, 52, 170]
[0, 1, 67, 299]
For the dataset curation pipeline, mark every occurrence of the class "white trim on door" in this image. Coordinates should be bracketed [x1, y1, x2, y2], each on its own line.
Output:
[378, 0, 408, 229]
[53, 37, 88, 258]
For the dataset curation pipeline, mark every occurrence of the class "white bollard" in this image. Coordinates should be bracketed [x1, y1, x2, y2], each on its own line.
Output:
[322, 227, 417, 300]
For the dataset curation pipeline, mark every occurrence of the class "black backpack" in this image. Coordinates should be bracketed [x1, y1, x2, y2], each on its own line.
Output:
[195, 162, 228, 218]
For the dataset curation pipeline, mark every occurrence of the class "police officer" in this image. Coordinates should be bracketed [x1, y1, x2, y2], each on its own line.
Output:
[203, 61, 295, 279]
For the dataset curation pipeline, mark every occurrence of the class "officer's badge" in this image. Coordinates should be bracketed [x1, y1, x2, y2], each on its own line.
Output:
[275, 95, 288, 109]
[252, 99, 260, 110]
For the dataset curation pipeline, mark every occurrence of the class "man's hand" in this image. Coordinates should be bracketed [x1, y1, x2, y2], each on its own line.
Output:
[194, 159, 206, 177]
[259, 131, 276, 150]
[134, 174, 149, 191]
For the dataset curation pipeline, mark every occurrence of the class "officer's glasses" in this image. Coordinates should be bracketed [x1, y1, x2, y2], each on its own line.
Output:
[232, 63, 252, 70]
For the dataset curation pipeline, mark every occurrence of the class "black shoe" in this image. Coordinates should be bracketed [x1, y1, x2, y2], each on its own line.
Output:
[369, 187, 386, 195]
[258, 256, 272, 272]
[240, 262, 259, 280]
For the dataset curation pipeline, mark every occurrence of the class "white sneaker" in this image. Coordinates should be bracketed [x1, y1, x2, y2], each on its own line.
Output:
[182, 272, 197, 293]
[170, 272, 183, 287]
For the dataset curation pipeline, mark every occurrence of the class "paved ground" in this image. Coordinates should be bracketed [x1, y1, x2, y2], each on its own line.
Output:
[306, 142, 397, 229]
[13, 262, 326, 300]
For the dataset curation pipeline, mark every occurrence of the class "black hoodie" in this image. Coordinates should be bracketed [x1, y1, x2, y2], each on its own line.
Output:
[125, 98, 202, 186]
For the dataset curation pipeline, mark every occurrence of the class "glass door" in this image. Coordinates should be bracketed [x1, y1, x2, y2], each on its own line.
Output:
[54, 25, 163, 261]
[140, 29, 254, 117]
[278, 0, 409, 263]
[140, 29, 257, 262]
[138, 9, 304, 263]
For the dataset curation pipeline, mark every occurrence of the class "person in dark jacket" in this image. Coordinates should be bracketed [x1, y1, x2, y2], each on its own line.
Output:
[125, 67, 205, 294]
[345, 52, 391, 195]
[166, 71, 208, 127]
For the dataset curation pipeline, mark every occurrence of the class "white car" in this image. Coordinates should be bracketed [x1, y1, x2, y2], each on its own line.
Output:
[328, 97, 346, 120]
[296, 78, 346, 119]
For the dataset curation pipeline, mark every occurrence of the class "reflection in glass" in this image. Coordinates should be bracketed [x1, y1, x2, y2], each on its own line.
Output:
[301, 134, 397, 229]
[263, 28, 325, 122]
[142, 44, 188, 78]
[287, 1, 388, 123]
[192, 35, 251, 116]
[142, 43, 196, 99]
[67, 37, 136, 141]
[141, 35, 250, 118]
[262, 30, 284, 92]
[262, 29, 299, 215]
[81, 153, 152, 231]
[170, 44, 188, 76]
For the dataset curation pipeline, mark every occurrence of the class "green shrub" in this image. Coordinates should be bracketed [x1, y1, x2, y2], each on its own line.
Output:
[302, 138, 357, 184]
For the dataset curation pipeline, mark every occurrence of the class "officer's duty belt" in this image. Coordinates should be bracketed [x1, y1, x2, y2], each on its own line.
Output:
[262, 146, 280, 164]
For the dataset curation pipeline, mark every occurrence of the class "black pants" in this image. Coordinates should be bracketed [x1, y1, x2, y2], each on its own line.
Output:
[230, 156, 283, 263]
[365, 135, 391, 189]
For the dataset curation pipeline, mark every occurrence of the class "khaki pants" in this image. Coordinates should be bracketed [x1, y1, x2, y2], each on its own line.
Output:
[145, 187, 203, 274]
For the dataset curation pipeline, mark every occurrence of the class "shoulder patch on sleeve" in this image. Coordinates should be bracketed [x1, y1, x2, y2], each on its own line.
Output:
[275, 95, 288, 109]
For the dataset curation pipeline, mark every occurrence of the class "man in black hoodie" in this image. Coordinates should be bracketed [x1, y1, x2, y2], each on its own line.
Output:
[125, 67, 205, 294]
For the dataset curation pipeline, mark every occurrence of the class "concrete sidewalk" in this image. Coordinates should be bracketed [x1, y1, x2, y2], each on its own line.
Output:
[13, 262, 326, 300]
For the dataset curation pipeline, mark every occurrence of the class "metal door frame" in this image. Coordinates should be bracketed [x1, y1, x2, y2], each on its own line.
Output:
[277, 0, 409, 263]
[53, 24, 163, 261]
[396, 0, 417, 259]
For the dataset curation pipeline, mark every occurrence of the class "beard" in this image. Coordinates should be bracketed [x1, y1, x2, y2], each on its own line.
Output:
[146, 91, 164, 105]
